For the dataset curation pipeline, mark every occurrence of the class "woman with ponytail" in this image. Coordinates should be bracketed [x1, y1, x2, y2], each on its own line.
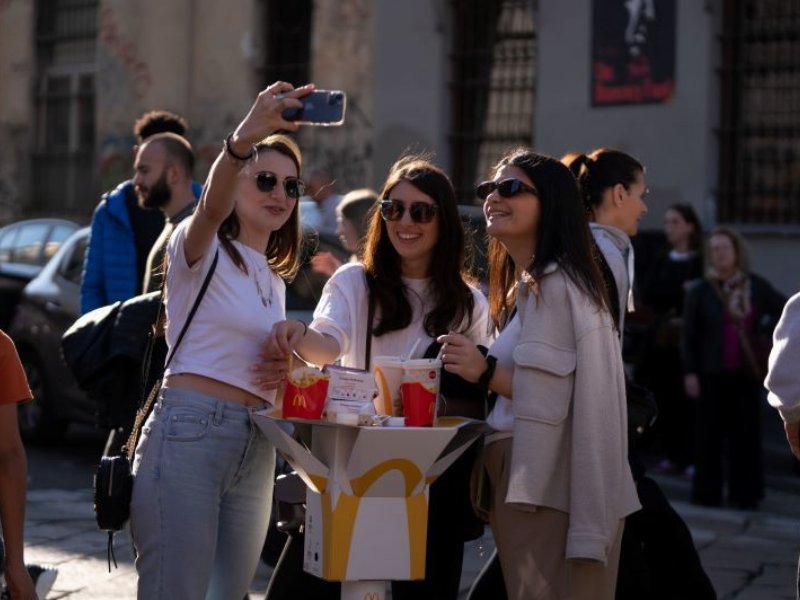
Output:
[565, 149, 648, 328]
[564, 149, 716, 600]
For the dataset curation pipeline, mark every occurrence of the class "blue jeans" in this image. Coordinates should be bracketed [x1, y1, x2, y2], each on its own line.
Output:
[130, 387, 275, 600]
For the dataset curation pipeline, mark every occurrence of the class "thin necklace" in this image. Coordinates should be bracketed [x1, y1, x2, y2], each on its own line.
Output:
[244, 247, 273, 308]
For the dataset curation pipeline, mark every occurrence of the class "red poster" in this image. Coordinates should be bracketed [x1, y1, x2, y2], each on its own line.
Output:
[592, 0, 676, 106]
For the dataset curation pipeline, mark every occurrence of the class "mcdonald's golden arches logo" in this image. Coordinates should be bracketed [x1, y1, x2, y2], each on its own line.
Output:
[292, 394, 308, 408]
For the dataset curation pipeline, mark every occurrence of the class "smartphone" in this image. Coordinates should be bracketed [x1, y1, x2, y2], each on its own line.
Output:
[282, 90, 346, 126]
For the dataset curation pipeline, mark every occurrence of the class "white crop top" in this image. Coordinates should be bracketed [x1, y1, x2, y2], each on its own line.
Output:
[163, 218, 286, 403]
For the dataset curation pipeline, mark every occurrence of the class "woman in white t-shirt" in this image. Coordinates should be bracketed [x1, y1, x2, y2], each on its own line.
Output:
[129, 81, 313, 600]
[264, 156, 490, 600]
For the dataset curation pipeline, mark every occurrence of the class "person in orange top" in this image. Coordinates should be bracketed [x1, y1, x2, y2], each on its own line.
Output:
[0, 330, 37, 599]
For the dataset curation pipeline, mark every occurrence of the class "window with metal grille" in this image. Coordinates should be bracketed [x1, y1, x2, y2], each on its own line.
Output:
[34, 0, 97, 213]
[449, 0, 537, 204]
[718, 0, 800, 229]
[259, 0, 312, 87]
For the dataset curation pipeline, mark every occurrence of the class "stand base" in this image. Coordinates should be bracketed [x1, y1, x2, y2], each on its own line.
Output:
[340, 580, 386, 600]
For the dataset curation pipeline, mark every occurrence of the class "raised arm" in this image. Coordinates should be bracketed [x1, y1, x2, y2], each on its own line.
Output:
[183, 81, 314, 267]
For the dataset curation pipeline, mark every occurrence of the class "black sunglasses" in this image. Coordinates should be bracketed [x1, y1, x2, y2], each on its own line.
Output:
[255, 172, 305, 199]
[476, 178, 538, 201]
[379, 199, 438, 224]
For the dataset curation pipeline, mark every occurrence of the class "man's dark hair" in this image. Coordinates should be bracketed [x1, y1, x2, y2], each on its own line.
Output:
[133, 110, 189, 143]
[142, 132, 195, 176]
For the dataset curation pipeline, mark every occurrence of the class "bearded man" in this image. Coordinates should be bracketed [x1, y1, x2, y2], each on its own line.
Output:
[80, 111, 201, 313]
[133, 132, 198, 293]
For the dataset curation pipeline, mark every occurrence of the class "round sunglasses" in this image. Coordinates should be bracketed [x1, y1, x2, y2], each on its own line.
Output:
[379, 199, 438, 224]
[476, 178, 538, 201]
[254, 172, 305, 199]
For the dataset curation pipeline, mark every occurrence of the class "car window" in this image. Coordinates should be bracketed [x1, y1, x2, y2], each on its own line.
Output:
[11, 223, 49, 265]
[44, 223, 77, 261]
[59, 236, 88, 285]
[0, 226, 18, 263]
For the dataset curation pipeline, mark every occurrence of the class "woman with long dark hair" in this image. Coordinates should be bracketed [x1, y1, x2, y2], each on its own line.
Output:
[264, 155, 489, 600]
[442, 149, 638, 599]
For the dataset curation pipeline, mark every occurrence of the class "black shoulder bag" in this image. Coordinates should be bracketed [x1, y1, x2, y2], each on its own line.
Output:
[93, 250, 218, 570]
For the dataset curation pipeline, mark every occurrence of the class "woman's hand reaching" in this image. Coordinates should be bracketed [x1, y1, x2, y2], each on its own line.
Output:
[251, 320, 307, 390]
[310, 252, 343, 278]
[229, 81, 315, 154]
[265, 320, 308, 358]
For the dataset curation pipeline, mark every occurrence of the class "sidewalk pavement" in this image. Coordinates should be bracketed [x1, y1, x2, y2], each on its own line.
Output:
[20, 471, 800, 600]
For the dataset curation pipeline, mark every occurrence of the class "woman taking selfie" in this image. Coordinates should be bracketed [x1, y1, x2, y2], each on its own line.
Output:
[263, 155, 489, 600]
[129, 81, 313, 599]
[441, 149, 638, 600]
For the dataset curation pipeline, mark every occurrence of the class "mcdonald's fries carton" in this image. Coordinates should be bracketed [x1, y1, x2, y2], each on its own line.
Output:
[282, 366, 329, 420]
[252, 410, 486, 582]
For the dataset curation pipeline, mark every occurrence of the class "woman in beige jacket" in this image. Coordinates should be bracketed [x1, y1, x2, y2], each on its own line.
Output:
[441, 149, 639, 599]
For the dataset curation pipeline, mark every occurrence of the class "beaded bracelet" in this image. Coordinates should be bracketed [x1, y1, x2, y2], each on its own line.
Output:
[223, 133, 257, 165]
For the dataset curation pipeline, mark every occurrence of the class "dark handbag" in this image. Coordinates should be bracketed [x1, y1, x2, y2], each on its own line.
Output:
[626, 377, 658, 444]
[733, 319, 771, 382]
[94, 455, 134, 532]
[93, 251, 218, 570]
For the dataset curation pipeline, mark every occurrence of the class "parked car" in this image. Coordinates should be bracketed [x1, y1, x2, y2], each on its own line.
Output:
[9, 226, 89, 442]
[0, 218, 80, 329]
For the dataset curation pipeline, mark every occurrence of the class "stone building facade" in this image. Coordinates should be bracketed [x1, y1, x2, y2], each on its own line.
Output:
[0, 0, 797, 293]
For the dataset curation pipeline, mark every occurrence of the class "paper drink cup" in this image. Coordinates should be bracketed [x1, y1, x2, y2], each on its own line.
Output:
[282, 367, 329, 420]
[400, 359, 441, 427]
[372, 356, 405, 416]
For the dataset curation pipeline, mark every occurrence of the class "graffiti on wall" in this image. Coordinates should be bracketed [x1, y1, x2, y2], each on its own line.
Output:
[98, 6, 151, 100]
[0, 177, 17, 221]
[97, 132, 133, 191]
[327, 0, 370, 25]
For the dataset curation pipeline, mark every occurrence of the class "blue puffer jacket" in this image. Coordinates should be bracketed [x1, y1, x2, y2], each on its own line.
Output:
[80, 181, 139, 314]
[80, 179, 203, 314]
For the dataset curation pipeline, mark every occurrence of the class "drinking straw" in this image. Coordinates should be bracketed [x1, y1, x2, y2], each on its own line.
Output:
[405, 337, 422, 361]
